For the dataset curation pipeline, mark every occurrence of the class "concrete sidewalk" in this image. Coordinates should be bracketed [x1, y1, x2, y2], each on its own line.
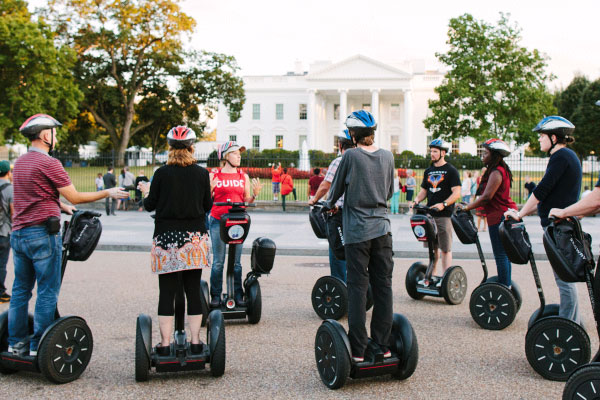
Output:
[78, 206, 600, 260]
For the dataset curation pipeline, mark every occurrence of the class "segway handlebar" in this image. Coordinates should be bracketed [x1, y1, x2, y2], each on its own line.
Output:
[214, 201, 256, 207]
[412, 203, 436, 213]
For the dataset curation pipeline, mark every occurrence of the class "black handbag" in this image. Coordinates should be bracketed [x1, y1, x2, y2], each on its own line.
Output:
[499, 219, 531, 265]
[543, 218, 594, 283]
[64, 211, 103, 261]
[326, 210, 345, 261]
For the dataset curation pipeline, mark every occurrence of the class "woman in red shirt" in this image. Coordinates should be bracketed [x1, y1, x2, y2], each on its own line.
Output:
[209, 142, 262, 307]
[280, 168, 297, 211]
[460, 139, 516, 287]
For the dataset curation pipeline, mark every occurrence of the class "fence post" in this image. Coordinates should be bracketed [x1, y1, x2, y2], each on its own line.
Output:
[519, 152, 522, 203]
[591, 156, 595, 189]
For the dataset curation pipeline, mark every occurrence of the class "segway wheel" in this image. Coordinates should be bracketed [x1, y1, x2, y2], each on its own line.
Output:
[562, 363, 600, 400]
[311, 276, 348, 320]
[315, 322, 350, 390]
[525, 317, 591, 381]
[405, 262, 427, 300]
[38, 317, 94, 384]
[208, 311, 226, 377]
[391, 314, 419, 380]
[246, 281, 262, 325]
[441, 266, 468, 305]
[200, 280, 210, 327]
[469, 283, 517, 330]
[0, 312, 34, 375]
[528, 303, 560, 329]
[135, 317, 151, 382]
[486, 276, 523, 312]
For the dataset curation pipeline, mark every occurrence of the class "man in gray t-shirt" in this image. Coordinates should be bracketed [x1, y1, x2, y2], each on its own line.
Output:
[0, 160, 13, 302]
[326, 110, 395, 362]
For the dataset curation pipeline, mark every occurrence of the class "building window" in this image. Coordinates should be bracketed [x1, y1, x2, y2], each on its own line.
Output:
[252, 104, 260, 120]
[391, 135, 400, 154]
[333, 104, 340, 120]
[252, 135, 260, 149]
[229, 135, 237, 142]
[362, 104, 371, 112]
[451, 139, 459, 154]
[299, 135, 307, 149]
[299, 104, 307, 120]
[390, 103, 400, 120]
[426, 135, 432, 154]
[276, 104, 284, 120]
[276, 135, 284, 149]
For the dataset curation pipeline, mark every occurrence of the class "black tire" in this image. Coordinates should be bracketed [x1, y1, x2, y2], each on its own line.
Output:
[315, 323, 350, 390]
[486, 276, 522, 312]
[311, 276, 348, 320]
[135, 318, 150, 382]
[528, 303, 561, 328]
[0, 312, 34, 375]
[38, 317, 93, 384]
[525, 317, 591, 381]
[562, 363, 600, 400]
[366, 284, 374, 311]
[441, 266, 468, 305]
[208, 312, 226, 377]
[405, 262, 427, 300]
[391, 314, 419, 380]
[469, 283, 518, 330]
[246, 281, 262, 325]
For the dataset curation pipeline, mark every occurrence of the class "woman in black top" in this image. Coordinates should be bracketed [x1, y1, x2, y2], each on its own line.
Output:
[505, 116, 582, 324]
[138, 126, 212, 355]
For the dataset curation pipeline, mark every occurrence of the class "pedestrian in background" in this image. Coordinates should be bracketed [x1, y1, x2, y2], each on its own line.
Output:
[271, 162, 282, 201]
[280, 168, 297, 211]
[0, 161, 13, 303]
[95, 172, 104, 191]
[524, 175, 536, 198]
[461, 171, 472, 203]
[390, 169, 400, 214]
[476, 167, 487, 232]
[103, 167, 117, 216]
[308, 168, 324, 201]
[135, 170, 149, 211]
[405, 169, 416, 214]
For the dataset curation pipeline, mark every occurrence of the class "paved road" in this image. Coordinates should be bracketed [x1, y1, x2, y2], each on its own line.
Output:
[0, 252, 596, 399]
[84, 208, 600, 260]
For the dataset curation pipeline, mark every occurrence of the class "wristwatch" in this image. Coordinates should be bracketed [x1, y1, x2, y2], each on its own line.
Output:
[443, 201, 448, 208]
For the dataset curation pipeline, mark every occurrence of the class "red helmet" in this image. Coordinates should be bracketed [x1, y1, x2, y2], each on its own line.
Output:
[19, 114, 62, 139]
[167, 126, 196, 148]
[482, 138, 511, 157]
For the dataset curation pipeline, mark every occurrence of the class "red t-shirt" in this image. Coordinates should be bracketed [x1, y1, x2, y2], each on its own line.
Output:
[271, 166, 282, 183]
[211, 169, 245, 220]
[12, 149, 72, 231]
[308, 175, 324, 196]
[481, 165, 517, 226]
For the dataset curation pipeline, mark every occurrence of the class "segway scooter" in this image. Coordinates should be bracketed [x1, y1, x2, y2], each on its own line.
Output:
[314, 314, 418, 389]
[135, 277, 226, 381]
[405, 204, 467, 304]
[539, 218, 600, 398]
[499, 218, 590, 381]
[451, 209, 522, 330]
[0, 211, 101, 383]
[201, 201, 275, 325]
[309, 202, 373, 320]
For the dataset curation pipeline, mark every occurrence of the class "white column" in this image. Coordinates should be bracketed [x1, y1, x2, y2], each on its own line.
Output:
[339, 89, 348, 133]
[403, 89, 413, 152]
[371, 89, 380, 147]
[308, 89, 317, 150]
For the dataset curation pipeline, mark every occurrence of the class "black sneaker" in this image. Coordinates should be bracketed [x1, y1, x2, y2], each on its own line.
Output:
[0, 293, 10, 303]
[235, 293, 247, 307]
[156, 345, 170, 357]
[190, 343, 204, 354]
[210, 296, 221, 308]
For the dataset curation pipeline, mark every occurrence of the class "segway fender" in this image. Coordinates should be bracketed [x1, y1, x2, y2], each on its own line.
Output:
[137, 314, 152, 358]
[38, 316, 86, 350]
[200, 280, 210, 327]
[207, 310, 224, 354]
[392, 314, 415, 363]
[322, 320, 352, 360]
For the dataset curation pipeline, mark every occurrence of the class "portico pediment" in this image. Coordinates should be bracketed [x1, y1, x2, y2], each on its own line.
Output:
[307, 55, 411, 81]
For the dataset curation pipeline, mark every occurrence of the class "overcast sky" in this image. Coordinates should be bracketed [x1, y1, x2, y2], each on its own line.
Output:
[181, 0, 599, 89]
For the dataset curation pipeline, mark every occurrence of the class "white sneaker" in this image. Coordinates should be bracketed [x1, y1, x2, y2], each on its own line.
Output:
[7, 346, 14, 353]
[30, 350, 37, 357]
[352, 355, 364, 363]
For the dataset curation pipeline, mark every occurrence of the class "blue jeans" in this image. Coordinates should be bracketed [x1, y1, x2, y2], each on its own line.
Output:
[488, 222, 512, 286]
[0, 235, 10, 295]
[8, 226, 62, 351]
[328, 247, 347, 283]
[209, 216, 243, 298]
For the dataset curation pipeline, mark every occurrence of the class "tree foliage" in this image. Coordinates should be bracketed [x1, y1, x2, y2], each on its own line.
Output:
[570, 79, 600, 158]
[424, 13, 556, 147]
[0, 0, 82, 143]
[44, 0, 244, 163]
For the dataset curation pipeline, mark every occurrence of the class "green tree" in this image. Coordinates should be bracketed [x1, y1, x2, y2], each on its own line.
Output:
[424, 13, 556, 147]
[45, 0, 244, 164]
[571, 79, 600, 158]
[555, 75, 590, 121]
[0, 0, 82, 143]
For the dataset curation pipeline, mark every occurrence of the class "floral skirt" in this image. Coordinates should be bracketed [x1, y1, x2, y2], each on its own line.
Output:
[151, 231, 211, 274]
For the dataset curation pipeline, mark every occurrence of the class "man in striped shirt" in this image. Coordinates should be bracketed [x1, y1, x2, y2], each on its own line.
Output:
[7, 114, 128, 357]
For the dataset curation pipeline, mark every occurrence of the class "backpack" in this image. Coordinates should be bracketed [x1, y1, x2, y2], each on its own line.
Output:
[64, 211, 103, 261]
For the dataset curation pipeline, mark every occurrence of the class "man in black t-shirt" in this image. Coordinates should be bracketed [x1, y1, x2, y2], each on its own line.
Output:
[413, 139, 461, 280]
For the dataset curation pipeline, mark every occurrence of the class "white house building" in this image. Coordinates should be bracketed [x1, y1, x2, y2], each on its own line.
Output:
[217, 54, 477, 155]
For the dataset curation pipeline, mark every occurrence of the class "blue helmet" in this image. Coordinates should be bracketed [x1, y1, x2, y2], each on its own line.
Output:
[532, 116, 574, 138]
[428, 138, 449, 152]
[345, 110, 377, 130]
[337, 129, 352, 141]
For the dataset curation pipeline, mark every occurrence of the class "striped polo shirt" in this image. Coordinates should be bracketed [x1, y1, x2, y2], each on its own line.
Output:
[12, 148, 71, 231]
